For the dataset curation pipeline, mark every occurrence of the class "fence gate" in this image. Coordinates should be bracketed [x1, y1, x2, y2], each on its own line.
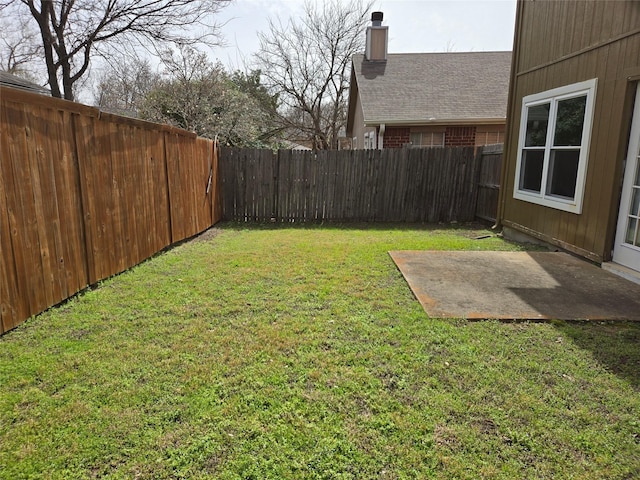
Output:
[475, 144, 503, 223]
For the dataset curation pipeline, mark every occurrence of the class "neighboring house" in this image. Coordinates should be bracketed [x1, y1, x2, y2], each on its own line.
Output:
[497, 0, 640, 281]
[0, 71, 50, 96]
[346, 12, 511, 150]
[280, 140, 312, 151]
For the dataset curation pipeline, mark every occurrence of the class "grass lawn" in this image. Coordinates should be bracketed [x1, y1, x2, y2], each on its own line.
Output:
[1, 222, 639, 479]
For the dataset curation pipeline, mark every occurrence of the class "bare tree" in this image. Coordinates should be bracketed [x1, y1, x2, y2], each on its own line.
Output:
[94, 56, 158, 116]
[0, 10, 43, 77]
[140, 46, 275, 147]
[3, 0, 231, 100]
[255, 0, 373, 149]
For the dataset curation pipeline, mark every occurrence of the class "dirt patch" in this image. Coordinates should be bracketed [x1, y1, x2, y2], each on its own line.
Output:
[191, 227, 222, 243]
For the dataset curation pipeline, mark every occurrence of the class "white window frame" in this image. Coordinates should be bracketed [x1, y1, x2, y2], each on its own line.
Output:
[364, 131, 376, 149]
[409, 131, 445, 148]
[513, 78, 597, 214]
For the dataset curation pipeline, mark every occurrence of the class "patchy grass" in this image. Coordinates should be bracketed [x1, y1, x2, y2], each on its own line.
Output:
[0, 222, 638, 479]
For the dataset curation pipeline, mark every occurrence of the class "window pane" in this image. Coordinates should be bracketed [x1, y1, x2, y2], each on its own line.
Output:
[635, 160, 640, 186]
[525, 103, 550, 147]
[410, 133, 421, 146]
[625, 217, 638, 246]
[631, 188, 640, 217]
[547, 149, 579, 199]
[554, 95, 586, 146]
[519, 149, 544, 192]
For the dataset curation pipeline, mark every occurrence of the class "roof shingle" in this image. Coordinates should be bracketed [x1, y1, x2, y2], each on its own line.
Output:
[352, 51, 511, 124]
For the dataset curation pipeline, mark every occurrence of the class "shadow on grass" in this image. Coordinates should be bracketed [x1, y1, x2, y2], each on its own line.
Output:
[216, 219, 486, 230]
[212, 219, 508, 235]
[553, 320, 640, 390]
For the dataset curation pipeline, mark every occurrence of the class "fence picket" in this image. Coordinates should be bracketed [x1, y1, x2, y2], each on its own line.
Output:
[219, 146, 500, 224]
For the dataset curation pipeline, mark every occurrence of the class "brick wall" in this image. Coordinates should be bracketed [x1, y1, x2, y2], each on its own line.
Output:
[445, 126, 477, 147]
[383, 127, 410, 148]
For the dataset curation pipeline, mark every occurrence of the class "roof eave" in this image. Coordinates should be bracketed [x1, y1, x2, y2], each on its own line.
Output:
[363, 117, 506, 127]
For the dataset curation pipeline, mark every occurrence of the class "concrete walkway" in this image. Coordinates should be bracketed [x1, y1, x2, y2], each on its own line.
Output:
[389, 251, 640, 320]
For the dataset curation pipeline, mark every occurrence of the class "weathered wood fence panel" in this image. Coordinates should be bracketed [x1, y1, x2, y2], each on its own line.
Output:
[475, 144, 503, 223]
[0, 87, 221, 334]
[220, 145, 498, 223]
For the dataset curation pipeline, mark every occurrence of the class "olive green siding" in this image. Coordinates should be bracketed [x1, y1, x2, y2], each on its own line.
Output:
[499, 0, 640, 262]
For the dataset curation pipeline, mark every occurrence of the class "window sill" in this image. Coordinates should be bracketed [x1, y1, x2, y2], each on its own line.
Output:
[513, 190, 582, 214]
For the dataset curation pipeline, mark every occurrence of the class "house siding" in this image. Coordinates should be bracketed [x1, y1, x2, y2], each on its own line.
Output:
[499, 0, 640, 262]
[348, 88, 375, 149]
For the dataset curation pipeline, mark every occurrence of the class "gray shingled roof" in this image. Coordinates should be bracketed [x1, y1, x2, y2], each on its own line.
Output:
[351, 51, 511, 124]
[0, 71, 50, 95]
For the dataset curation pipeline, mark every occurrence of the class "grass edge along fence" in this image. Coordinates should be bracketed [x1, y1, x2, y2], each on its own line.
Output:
[219, 144, 502, 224]
[0, 86, 222, 334]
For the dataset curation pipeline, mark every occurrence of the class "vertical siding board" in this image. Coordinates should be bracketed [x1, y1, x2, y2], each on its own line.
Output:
[584, 44, 618, 257]
[580, 1, 597, 50]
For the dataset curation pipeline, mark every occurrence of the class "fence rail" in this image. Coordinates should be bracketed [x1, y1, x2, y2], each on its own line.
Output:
[220, 146, 502, 223]
[0, 87, 221, 334]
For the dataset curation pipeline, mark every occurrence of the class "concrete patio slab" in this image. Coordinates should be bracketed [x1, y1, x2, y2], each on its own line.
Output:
[389, 251, 640, 320]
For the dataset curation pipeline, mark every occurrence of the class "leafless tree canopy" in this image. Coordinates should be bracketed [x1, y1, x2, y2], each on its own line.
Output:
[3, 0, 231, 100]
[0, 11, 42, 77]
[139, 46, 276, 148]
[256, 0, 373, 150]
[94, 56, 158, 116]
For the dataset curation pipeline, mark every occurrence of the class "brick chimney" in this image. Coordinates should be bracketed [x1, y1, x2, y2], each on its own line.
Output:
[365, 11, 388, 61]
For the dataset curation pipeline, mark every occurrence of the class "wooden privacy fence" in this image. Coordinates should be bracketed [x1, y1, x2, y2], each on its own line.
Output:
[0, 87, 221, 334]
[220, 145, 502, 223]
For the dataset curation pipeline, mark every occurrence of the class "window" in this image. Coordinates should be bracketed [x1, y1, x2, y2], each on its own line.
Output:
[364, 131, 376, 149]
[409, 131, 445, 148]
[513, 79, 597, 214]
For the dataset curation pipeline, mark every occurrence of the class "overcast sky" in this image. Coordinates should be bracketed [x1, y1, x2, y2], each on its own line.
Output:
[210, 0, 517, 68]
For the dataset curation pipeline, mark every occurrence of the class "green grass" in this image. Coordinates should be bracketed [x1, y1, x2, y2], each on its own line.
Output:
[1, 222, 639, 479]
